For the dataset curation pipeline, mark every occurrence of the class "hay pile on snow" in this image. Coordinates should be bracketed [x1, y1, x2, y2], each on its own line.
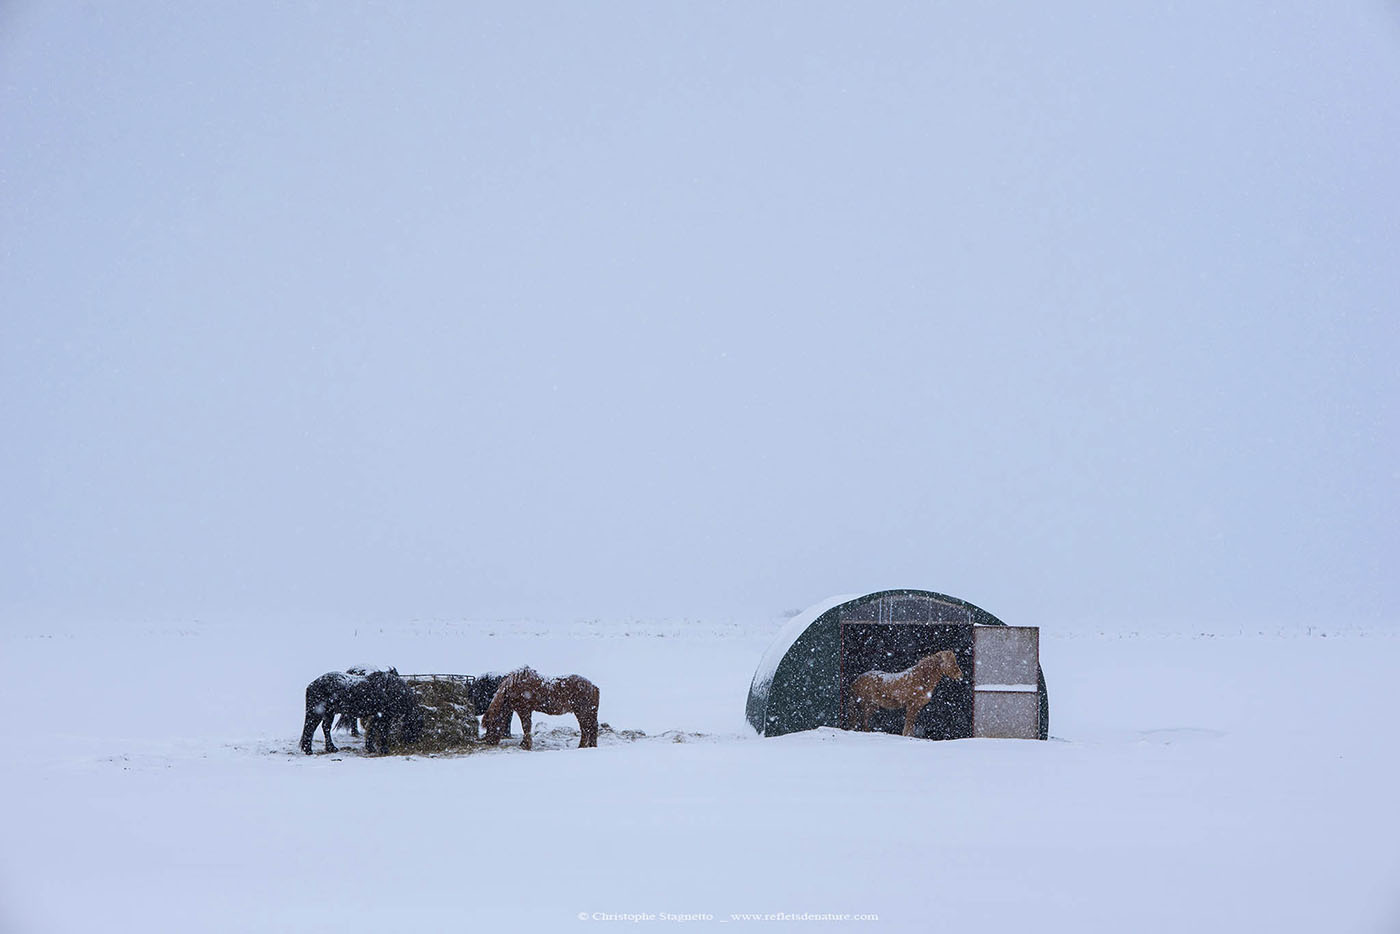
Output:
[401, 675, 479, 753]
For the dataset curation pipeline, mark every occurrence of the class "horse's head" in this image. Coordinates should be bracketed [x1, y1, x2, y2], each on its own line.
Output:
[916, 651, 963, 683]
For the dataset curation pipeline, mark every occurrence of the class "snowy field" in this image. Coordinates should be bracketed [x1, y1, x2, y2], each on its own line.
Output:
[2, 614, 1397, 933]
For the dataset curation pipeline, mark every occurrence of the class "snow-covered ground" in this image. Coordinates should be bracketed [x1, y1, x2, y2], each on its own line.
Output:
[2, 615, 1397, 932]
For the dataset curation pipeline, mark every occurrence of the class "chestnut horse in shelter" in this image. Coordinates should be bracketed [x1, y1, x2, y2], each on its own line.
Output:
[845, 650, 964, 737]
[480, 666, 600, 750]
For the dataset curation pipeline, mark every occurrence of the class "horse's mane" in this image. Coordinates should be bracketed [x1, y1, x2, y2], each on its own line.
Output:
[911, 651, 956, 685]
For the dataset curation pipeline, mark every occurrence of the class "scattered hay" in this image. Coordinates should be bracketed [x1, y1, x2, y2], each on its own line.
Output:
[279, 715, 718, 759]
[600, 723, 647, 742]
[659, 730, 710, 744]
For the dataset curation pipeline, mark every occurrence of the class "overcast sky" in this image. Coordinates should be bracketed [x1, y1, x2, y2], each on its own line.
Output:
[2, 4, 1396, 628]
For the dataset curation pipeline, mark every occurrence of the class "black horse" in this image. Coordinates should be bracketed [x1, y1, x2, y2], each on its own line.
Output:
[470, 672, 505, 718]
[332, 665, 393, 736]
[471, 672, 512, 737]
[299, 668, 424, 755]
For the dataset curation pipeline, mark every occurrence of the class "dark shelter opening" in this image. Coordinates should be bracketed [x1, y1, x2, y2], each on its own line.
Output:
[839, 622, 973, 739]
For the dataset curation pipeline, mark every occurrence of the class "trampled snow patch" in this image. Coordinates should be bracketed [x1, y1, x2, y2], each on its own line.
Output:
[265, 721, 729, 759]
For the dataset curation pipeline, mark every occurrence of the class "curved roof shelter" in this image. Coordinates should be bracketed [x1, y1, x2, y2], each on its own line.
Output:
[746, 589, 1048, 740]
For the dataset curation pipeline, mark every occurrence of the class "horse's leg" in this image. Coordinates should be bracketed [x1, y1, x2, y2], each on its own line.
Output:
[580, 713, 594, 748]
[300, 711, 320, 754]
[322, 711, 338, 752]
[369, 714, 388, 754]
[902, 703, 919, 737]
[904, 696, 935, 737]
[577, 706, 597, 748]
[518, 708, 533, 750]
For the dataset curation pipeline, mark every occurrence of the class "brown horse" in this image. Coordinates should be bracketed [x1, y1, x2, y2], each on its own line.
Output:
[479, 666, 599, 750]
[845, 650, 964, 737]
